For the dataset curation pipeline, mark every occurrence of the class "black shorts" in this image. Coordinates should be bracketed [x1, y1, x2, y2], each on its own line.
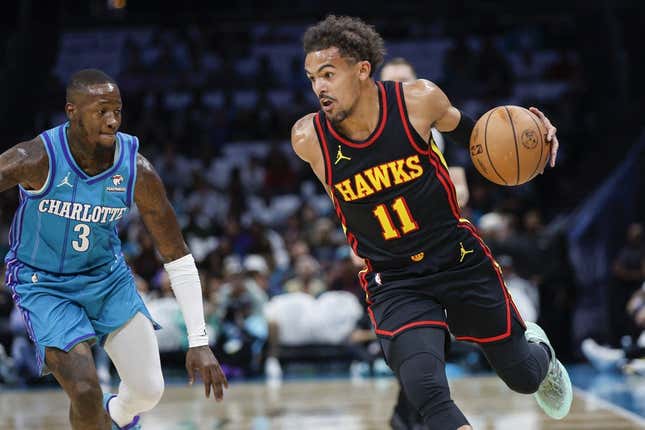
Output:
[361, 234, 526, 344]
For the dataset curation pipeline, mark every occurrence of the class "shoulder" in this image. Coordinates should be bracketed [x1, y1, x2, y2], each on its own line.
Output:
[135, 153, 158, 179]
[402, 79, 451, 124]
[290, 112, 320, 162]
[8, 136, 49, 173]
[402, 79, 449, 108]
[0, 136, 49, 191]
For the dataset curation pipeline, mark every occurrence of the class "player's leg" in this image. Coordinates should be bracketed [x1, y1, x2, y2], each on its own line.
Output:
[476, 312, 572, 419]
[46, 342, 111, 430]
[390, 386, 428, 430]
[381, 328, 471, 430]
[103, 312, 164, 428]
[479, 318, 549, 393]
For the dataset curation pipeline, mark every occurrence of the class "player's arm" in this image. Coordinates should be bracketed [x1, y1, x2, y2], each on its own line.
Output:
[290, 113, 334, 198]
[448, 166, 469, 208]
[404, 79, 560, 167]
[0, 137, 49, 193]
[134, 154, 228, 400]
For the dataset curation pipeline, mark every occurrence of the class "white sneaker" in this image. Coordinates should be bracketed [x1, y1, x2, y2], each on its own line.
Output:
[581, 338, 625, 372]
[622, 358, 645, 376]
[524, 322, 573, 420]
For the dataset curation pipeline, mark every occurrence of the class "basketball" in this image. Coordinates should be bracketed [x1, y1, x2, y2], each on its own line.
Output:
[469, 106, 550, 186]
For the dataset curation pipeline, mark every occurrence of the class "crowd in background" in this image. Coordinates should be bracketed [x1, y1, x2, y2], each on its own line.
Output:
[0, 11, 644, 386]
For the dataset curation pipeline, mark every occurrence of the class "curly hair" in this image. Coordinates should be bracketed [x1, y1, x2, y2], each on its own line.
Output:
[303, 15, 386, 76]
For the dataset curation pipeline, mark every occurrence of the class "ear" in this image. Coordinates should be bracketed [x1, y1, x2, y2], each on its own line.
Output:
[357, 60, 372, 81]
[65, 102, 75, 120]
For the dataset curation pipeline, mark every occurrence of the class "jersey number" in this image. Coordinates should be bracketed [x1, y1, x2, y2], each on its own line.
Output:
[72, 224, 91, 252]
[372, 196, 419, 240]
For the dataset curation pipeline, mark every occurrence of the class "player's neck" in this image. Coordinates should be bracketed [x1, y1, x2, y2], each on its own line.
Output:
[66, 127, 115, 174]
[334, 81, 379, 141]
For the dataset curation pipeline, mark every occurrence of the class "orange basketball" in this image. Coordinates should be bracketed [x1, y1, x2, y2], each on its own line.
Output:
[469, 106, 550, 186]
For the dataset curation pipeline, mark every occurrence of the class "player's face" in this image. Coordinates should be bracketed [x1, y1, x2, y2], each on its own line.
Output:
[305, 47, 368, 124]
[380, 64, 416, 83]
[67, 83, 122, 148]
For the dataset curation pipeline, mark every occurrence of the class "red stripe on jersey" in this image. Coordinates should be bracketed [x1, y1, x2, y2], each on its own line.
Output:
[314, 112, 333, 188]
[426, 151, 462, 218]
[326, 82, 388, 149]
[395, 82, 462, 219]
[395, 82, 429, 156]
[368, 306, 449, 337]
[455, 221, 513, 343]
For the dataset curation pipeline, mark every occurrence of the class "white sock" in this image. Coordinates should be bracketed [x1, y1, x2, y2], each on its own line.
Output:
[104, 313, 165, 427]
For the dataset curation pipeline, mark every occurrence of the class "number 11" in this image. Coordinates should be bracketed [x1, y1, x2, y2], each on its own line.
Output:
[372, 196, 419, 240]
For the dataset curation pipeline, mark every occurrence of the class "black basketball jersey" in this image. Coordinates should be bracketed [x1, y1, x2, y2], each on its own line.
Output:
[313, 81, 472, 271]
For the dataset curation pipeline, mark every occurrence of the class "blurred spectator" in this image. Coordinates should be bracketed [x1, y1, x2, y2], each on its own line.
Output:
[581, 285, 645, 375]
[213, 256, 268, 376]
[499, 255, 539, 323]
[283, 254, 326, 296]
[608, 223, 644, 346]
[9, 307, 39, 384]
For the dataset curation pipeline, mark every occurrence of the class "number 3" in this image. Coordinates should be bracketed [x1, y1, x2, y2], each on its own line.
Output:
[72, 224, 91, 252]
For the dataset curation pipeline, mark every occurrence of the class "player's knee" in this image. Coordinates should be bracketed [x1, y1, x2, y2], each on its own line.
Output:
[69, 377, 103, 411]
[496, 365, 542, 394]
[130, 372, 165, 409]
[398, 352, 451, 416]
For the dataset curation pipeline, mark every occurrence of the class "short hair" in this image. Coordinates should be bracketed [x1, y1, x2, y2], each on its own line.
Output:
[382, 57, 416, 75]
[66, 69, 118, 101]
[303, 15, 386, 76]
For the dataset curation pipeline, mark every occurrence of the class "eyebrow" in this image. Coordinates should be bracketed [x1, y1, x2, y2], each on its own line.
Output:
[305, 63, 336, 75]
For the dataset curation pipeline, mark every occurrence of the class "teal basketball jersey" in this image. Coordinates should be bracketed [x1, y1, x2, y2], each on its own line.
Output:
[6, 122, 139, 274]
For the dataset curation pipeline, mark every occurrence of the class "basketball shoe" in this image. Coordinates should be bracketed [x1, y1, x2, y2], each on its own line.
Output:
[103, 393, 141, 430]
[524, 322, 572, 420]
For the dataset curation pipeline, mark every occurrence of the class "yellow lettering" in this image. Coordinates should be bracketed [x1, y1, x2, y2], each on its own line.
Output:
[334, 179, 358, 201]
[354, 173, 375, 198]
[388, 159, 411, 184]
[364, 164, 392, 191]
[406, 155, 423, 179]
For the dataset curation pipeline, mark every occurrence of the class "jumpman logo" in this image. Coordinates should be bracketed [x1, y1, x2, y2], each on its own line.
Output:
[57, 172, 73, 188]
[459, 242, 474, 262]
[335, 145, 351, 164]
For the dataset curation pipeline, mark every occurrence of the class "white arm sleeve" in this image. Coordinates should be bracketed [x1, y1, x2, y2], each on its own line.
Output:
[163, 254, 208, 348]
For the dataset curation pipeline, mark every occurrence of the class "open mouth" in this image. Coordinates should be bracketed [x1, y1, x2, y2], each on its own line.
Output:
[321, 98, 334, 111]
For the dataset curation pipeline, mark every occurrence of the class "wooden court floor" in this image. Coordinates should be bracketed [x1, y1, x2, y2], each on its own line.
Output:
[1, 376, 643, 429]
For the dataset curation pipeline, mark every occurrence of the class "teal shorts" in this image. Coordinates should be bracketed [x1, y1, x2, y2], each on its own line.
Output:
[5, 257, 159, 375]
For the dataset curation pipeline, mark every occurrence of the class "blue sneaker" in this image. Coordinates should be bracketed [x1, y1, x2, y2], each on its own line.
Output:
[103, 393, 142, 429]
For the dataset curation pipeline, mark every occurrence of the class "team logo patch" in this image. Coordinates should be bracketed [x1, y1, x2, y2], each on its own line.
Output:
[411, 252, 424, 262]
[375, 273, 383, 285]
[107, 174, 127, 192]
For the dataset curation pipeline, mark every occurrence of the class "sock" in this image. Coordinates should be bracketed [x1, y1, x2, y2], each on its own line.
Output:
[107, 394, 137, 428]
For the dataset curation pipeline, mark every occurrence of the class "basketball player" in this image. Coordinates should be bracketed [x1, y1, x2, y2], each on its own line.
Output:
[291, 16, 571, 429]
[0, 69, 227, 430]
[380, 58, 469, 209]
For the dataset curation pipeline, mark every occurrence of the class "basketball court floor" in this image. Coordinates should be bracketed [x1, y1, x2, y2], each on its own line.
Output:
[0, 365, 643, 429]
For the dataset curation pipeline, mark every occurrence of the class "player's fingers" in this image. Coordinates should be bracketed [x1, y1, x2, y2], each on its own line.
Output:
[529, 107, 556, 141]
[201, 367, 211, 398]
[215, 363, 229, 389]
[210, 366, 224, 401]
[186, 363, 195, 385]
[550, 135, 559, 167]
[529, 106, 544, 119]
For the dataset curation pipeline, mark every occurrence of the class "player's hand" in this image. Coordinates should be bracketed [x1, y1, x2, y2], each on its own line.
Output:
[529, 107, 559, 168]
[186, 345, 228, 401]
